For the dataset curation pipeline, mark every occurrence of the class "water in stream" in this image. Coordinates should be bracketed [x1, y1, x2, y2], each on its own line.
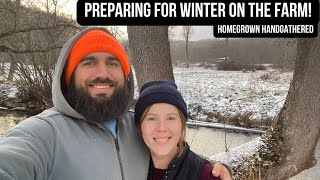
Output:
[186, 127, 320, 180]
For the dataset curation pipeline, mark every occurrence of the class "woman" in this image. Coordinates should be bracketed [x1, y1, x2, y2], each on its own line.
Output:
[134, 80, 221, 180]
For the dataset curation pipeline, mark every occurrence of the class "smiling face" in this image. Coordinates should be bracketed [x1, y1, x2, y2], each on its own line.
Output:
[140, 103, 183, 162]
[74, 52, 125, 100]
[65, 51, 129, 123]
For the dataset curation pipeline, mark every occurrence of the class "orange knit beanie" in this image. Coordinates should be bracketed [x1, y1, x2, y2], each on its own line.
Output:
[65, 30, 130, 88]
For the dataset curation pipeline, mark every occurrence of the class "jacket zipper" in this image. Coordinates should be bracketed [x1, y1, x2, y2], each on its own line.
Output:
[96, 121, 125, 180]
[115, 138, 125, 180]
[115, 120, 125, 180]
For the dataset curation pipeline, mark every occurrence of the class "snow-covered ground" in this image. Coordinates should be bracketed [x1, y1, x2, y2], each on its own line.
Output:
[134, 66, 293, 123]
[174, 66, 292, 121]
[2, 65, 292, 125]
[0, 83, 18, 99]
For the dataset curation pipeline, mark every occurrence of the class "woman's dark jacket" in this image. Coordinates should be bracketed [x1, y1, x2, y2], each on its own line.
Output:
[147, 143, 209, 180]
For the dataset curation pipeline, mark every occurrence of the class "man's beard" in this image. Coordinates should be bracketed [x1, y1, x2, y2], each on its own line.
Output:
[65, 77, 130, 124]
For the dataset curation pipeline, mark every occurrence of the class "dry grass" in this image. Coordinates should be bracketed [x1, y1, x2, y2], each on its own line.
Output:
[260, 72, 281, 82]
[0, 116, 24, 137]
[215, 112, 274, 130]
[216, 61, 267, 71]
[260, 73, 273, 81]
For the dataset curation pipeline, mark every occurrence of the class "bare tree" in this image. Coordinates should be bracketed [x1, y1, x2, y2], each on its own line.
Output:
[261, 27, 320, 179]
[5, 0, 20, 80]
[226, 29, 320, 180]
[0, 0, 80, 79]
[168, 26, 177, 40]
[0, 0, 80, 109]
[127, 26, 174, 90]
[182, 26, 192, 67]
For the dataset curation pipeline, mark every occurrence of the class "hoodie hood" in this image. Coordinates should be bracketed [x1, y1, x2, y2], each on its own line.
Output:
[52, 27, 134, 121]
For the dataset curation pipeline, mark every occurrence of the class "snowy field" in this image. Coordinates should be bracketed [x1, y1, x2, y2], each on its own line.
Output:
[134, 66, 293, 124]
[1, 65, 293, 125]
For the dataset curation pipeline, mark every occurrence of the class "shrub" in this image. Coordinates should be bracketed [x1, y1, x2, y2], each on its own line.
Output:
[225, 112, 256, 128]
[216, 61, 244, 71]
[260, 73, 272, 81]
[255, 64, 267, 70]
[196, 63, 215, 69]
[13, 50, 57, 110]
[216, 112, 274, 129]
[216, 61, 267, 71]
[260, 72, 281, 82]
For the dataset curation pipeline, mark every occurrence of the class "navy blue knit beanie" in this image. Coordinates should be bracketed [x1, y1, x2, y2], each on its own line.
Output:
[134, 80, 188, 125]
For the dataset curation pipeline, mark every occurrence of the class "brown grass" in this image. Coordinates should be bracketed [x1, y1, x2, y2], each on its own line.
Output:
[215, 113, 274, 129]
[0, 116, 24, 137]
[216, 61, 267, 71]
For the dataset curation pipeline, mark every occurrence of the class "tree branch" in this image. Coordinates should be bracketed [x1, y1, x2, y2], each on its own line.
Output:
[0, 44, 62, 54]
[0, 23, 80, 39]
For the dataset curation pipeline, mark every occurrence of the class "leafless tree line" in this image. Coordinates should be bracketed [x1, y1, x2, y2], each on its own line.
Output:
[0, 0, 81, 108]
[170, 38, 296, 69]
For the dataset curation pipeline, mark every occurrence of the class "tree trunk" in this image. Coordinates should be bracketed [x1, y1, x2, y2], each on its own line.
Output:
[182, 26, 192, 68]
[7, 53, 17, 81]
[263, 26, 320, 179]
[7, 0, 20, 81]
[127, 26, 174, 90]
[186, 36, 189, 68]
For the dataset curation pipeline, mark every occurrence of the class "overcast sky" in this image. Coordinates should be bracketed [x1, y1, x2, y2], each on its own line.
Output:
[64, 1, 216, 41]
[171, 26, 215, 41]
[116, 26, 216, 41]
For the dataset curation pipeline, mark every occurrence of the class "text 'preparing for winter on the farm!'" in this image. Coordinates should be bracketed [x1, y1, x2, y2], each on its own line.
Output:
[77, 0, 319, 37]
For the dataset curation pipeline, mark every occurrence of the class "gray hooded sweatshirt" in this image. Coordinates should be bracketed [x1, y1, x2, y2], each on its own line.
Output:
[0, 27, 150, 180]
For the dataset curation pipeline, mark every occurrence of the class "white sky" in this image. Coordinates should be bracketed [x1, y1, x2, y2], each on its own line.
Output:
[63, 1, 215, 41]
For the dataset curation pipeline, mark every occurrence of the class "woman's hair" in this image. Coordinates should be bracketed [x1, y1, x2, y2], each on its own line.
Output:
[136, 105, 187, 157]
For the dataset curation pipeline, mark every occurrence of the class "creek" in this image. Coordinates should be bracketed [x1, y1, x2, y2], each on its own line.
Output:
[186, 126, 320, 180]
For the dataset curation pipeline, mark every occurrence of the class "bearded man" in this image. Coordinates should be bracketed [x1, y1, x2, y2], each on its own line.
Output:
[0, 27, 232, 180]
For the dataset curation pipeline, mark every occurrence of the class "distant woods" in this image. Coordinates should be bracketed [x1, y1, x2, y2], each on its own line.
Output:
[169, 38, 296, 69]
